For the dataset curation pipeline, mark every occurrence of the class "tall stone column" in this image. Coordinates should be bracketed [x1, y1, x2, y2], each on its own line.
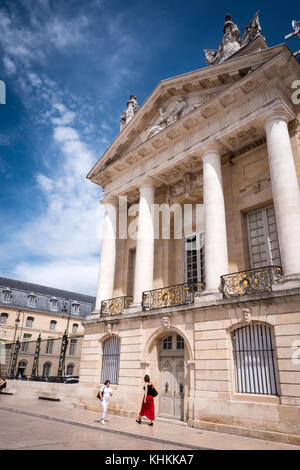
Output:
[95, 197, 117, 312]
[202, 144, 228, 293]
[264, 107, 300, 282]
[133, 179, 155, 305]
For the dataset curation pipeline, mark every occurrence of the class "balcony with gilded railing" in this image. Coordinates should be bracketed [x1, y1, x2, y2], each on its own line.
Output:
[142, 282, 205, 312]
[220, 266, 282, 299]
[100, 296, 134, 317]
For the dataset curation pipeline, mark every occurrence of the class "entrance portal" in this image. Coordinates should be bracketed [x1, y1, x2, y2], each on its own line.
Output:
[159, 334, 185, 420]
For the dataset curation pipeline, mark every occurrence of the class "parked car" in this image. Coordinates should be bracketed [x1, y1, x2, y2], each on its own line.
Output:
[63, 376, 79, 384]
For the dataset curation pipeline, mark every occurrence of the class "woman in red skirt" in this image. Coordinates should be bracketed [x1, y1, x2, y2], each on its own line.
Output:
[136, 375, 155, 426]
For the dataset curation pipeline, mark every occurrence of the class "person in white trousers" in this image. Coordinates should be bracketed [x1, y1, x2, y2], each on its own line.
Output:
[99, 380, 113, 424]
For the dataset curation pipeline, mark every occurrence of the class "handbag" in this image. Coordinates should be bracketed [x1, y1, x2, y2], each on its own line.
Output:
[97, 387, 105, 400]
[151, 386, 158, 398]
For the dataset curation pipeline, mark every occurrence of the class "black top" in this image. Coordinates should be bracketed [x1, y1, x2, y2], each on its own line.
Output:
[143, 384, 154, 396]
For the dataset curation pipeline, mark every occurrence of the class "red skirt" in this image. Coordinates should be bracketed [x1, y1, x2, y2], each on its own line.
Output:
[139, 395, 155, 421]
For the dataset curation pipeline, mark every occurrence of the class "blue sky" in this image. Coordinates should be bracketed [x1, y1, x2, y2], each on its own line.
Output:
[0, 0, 299, 295]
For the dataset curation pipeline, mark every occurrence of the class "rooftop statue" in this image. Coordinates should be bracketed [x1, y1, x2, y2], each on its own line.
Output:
[204, 12, 264, 66]
[120, 94, 140, 131]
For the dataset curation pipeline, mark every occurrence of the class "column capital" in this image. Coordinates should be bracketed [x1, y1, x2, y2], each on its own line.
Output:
[263, 105, 292, 129]
[201, 142, 222, 159]
[100, 195, 119, 206]
[138, 177, 155, 191]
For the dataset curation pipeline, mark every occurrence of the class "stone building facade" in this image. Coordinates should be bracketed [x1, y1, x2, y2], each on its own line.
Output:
[78, 14, 300, 444]
[0, 277, 95, 378]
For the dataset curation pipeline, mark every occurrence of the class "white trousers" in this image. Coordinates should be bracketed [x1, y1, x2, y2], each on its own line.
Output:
[101, 399, 109, 420]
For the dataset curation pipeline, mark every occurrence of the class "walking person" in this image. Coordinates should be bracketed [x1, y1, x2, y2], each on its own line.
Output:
[99, 380, 112, 425]
[136, 375, 156, 426]
[0, 377, 7, 392]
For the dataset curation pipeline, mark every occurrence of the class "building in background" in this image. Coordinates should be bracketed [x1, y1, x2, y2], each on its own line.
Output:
[0, 277, 95, 378]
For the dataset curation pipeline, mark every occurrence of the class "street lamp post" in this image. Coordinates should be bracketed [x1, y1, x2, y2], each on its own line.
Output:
[8, 310, 21, 378]
[57, 301, 71, 381]
[285, 20, 300, 57]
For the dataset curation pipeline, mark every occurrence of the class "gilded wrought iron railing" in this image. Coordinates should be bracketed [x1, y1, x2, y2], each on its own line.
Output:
[100, 296, 134, 316]
[142, 282, 204, 311]
[220, 266, 282, 299]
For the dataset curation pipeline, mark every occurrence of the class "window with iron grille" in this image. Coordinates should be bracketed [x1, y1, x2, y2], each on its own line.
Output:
[101, 336, 120, 385]
[184, 232, 205, 284]
[232, 323, 279, 396]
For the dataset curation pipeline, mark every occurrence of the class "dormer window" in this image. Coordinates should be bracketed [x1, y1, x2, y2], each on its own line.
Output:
[72, 302, 80, 314]
[27, 293, 37, 307]
[50, 298, 58, 311]
[2, 288, 12, 303]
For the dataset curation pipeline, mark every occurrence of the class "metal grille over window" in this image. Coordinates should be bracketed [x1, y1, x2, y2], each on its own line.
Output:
[232, 323, 279, 396]
[101, 336, 120, 385]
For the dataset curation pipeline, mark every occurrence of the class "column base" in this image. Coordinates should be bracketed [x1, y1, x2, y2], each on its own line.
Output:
[273, 274, 300, 291]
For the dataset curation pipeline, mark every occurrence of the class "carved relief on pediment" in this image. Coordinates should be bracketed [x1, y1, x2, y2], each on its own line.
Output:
[146, 92, 219, 139]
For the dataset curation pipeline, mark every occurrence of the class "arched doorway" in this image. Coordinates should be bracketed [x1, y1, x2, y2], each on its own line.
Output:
[159, 333, 185, 420]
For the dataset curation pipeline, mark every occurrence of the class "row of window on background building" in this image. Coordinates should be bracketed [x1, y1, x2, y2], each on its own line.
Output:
[20, 337, 78, 355]
[17, 360, 75, 377]
[0, 290, 81, 314]
[0, 312, 79, 332]
[101, 324, 279, 397]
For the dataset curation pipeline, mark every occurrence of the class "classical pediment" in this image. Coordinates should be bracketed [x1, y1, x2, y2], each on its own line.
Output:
[88, 43, 299, 187]
[125, 88, 225, 152]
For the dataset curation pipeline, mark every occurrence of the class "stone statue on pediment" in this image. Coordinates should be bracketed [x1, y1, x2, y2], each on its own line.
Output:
[241, 11, 264, 47]
[204, 12, 264, 66]
[204, 14, 240, 66]
[120, 94, 140, 131]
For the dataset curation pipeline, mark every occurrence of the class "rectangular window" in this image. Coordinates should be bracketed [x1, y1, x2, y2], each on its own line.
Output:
[46, 339, 54, 354]
[21, 334, 32, 352]
[69, 339, 77, 356]
[101, 336, 120, 385]
[232, 324, 279, 396]
[184, 232, 204, 284]
[246, 205, 281, 269]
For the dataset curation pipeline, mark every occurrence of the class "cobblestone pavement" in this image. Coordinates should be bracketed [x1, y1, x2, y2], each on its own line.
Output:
[0, 395, 300, 450]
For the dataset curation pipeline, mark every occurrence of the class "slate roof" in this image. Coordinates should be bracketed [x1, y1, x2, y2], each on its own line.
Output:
[0, 277, 95, 318]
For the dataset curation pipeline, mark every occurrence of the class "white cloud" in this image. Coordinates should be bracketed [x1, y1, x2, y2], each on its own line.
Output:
[3, 56, 16, 75]
[14, 258, 99, 296]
